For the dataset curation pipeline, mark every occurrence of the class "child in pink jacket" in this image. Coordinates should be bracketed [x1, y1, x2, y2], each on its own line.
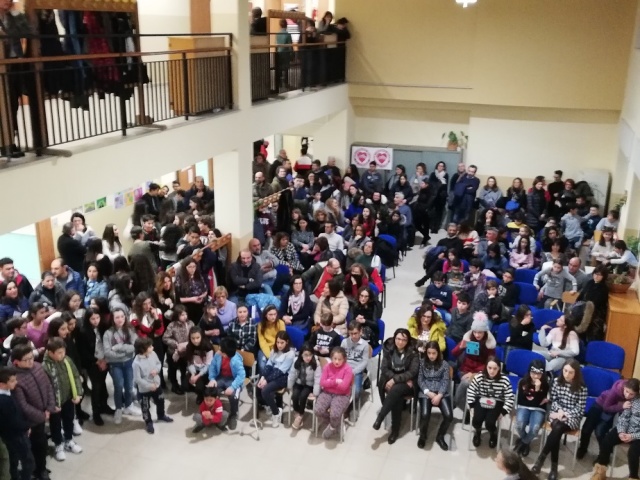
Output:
[314, 346, 354, 440]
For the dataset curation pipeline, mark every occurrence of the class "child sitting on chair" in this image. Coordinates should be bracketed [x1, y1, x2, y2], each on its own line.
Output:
[314, 346, 354, 440]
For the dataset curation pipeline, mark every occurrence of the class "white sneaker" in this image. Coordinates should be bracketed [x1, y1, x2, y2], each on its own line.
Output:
[73, 419, 83, 436]
[54, 444, 66, 462]
[64, 440, 82, 454]
[271, 407, 283, 428]
[114, 409, 123, 425]
[123, 404, 141, 416]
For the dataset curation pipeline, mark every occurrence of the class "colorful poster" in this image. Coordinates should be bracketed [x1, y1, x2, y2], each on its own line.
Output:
[83, 201, 96, 213]
[114, 193, 124, 209]
[124, 190, 134, 206]
[96, 197, 107, 209]
[134, 187, 144, 201]
[350, 146, 394, 170]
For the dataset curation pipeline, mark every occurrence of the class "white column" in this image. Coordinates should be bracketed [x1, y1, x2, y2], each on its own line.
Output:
[311, 106, 354, 170]
[212, 0, 252, 110]
[213, 144, 255, 254]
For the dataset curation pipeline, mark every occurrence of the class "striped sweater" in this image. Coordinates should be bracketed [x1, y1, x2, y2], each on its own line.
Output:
[467, 373, 515, 416]
[550, 378, 587, 430]
[617, 397, 640, 440]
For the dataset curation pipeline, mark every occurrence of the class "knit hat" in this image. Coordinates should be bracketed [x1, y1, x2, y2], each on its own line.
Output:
[471, 311, 489, 332]
[343, 176, 355, 187]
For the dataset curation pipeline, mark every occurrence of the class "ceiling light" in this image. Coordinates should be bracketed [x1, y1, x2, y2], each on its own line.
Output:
[456, 0, 477, 7]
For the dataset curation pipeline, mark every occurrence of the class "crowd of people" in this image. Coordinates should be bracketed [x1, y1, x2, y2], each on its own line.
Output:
[0, 147, 638, 480]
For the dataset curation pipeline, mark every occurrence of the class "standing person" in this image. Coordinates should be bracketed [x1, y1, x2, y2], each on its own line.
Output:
[275, 19, 292, 90]
[314, 346, 354, 439]
[413, 180, 434, 247]
[361, 161, 383, 196]
[0, 366, 34, 480]
[417, 341, 453, 451]
[373, 328, 420, 444]
[162, 305, 194, 395]
[513, 359, 550, 456]
[466, 356, 515, 448]
[590, 378, 640, 480]
[428, 161, 449, 234]
[175, 256, 208, 323]
[532, 359, 587, 480]
[451, 165, 480, 224]
[57, 223, 86, 274]
[130, 293, 166, 388]
[478, 176, 503, 213]
[41, 338, 84, 462]
[132, 337, 173, 434]
[103, 308, 140, 424]
[578, 377, 639, 459]
[10, 344, 56, 480]
[526, 177, 548, 233]
[0, 257, 34, 300]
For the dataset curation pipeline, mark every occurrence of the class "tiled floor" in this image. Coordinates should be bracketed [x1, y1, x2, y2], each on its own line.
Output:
[49, 233, 628, 480]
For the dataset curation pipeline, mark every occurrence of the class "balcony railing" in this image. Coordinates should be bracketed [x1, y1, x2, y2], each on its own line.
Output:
[0, 33, 232, 157]
[250, 33, 347, 103]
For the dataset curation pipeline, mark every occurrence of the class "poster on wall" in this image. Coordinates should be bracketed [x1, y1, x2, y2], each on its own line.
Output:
[351, 146, 394, 170]
[96, 197, 107, 209]
[114, 193, 124, 209]
[83, 201, 96, 214]
[124, 190, 134, 206]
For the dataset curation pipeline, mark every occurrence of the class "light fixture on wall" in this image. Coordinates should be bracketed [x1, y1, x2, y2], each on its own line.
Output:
[456, 0, 477, 7]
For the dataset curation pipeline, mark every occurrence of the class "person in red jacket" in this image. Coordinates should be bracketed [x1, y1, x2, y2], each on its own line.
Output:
[314, 346, 354, 439]
[451, 312, 496, 420]
[192, 386, 228, 433]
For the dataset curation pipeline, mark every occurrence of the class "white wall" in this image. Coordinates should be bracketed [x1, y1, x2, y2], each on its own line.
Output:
[0, 85, 349, 233]
[137, 0, 190, 53]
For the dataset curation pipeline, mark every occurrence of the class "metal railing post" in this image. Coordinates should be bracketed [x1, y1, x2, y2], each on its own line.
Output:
[181, 52, 190, 120]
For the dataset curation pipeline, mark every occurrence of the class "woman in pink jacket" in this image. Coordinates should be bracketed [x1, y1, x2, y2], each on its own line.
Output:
[314, 346, 354, 440]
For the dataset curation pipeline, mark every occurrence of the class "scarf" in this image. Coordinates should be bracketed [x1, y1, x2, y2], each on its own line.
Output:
[435, 170, 447, 184]
[288, 291, 305, 315]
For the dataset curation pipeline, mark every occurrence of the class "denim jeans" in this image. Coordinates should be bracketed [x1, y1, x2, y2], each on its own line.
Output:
[353, 372, 363, 398]
[515, 408, 546, 445]
[110, 359, 134, 409]
[257, 350, 268, 373]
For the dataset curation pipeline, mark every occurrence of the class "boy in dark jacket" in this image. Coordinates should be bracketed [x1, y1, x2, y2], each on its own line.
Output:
[424, 272, 453, 311]
[0, 366, 34, 480]
[445, 292, 473, 343]
[309, 314, 341, 357]
[11, 344, 56, 480]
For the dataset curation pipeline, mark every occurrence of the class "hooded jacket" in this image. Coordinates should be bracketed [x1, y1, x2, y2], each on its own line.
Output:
[451, 330, 496, 374]
[29, 281, 65, 309]
[227, 256, 263, 297]
[12, 363, 57, 427]
[133, 351, 162, 393]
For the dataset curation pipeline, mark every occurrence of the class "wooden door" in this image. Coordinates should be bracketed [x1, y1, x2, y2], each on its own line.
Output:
[177, 166, 196, 190]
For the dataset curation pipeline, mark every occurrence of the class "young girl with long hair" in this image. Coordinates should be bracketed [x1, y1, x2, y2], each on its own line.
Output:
[256, 331, 294, 428]
[25, 301, 49, 356]
[185, 326, 214, 404]
[314, 346, 354, 439]
[538, 314, 579, 372]
[508, 305, 535, 352]
[102, 224, 124, 261]
[130, 292, 166, 388]
[198, 302, 226, 345]
[102, 308, 140, 424]
[350, 285, 381, 348]
[467, 356, 515, 448]
[532, 359, 587, 480]
[153, 272, 176, 324]
[590, 227, 614, 265]
[175, 255, 208, 322]
[509, 236, 534, 270]
[417, 341, 452, 451]
[514, 359, 549, 456]
[288, 344, 322, 430]
[257, 304, 286, 372]
[162, 304, 195, 395]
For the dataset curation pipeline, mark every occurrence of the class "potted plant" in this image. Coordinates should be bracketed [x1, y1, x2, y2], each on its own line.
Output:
[442, 131, 468, 151]
[607, 273, 633, 294]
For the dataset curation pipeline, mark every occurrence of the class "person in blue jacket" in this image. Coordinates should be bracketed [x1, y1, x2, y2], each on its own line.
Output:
[207, 336, 245, 430]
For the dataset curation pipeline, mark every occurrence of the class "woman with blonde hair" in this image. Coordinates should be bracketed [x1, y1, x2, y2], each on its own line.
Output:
[213, 286, 237, 328]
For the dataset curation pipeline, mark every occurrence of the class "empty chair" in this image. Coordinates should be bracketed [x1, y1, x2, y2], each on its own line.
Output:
[506, 349, 545, 378]
[515, 282, 538, 306]
[585, 341, 625, 373]
[582, 366, 620, 400]
[532, 309, 563, 331]
[515, 268, 539, 285]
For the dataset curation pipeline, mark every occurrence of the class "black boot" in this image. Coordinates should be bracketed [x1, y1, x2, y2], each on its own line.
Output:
[435, 435, 449, 451]
[472, 429, 482, 447]
[388, 429, 399, 445]
[417, 412, 430, 448]
[576, 444, 587, 460]
[415, 276, 427, 287]
[488, 429, 498, 448]
[531, 452, 547, 474]
[435, 415, 451, 451]
[548, 462, 558, 480]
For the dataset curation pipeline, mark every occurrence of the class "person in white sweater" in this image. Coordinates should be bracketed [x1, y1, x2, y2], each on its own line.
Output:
[590, 228, 614, 265]
[538, 315, 580, 372]
[319, 221, 345, 252]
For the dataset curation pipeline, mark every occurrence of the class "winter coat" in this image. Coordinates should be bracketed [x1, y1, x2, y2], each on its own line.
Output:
[314, 292, 349, 335]
[379, 337, 420, 386]
[407, 315, 447, 353]
[29, 282, 65, 309]
[452, 330, 496, 375]
[12, 363, 57, 426]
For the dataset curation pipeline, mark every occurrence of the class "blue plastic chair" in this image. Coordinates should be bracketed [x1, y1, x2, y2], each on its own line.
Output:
[585, 341, 625, 372]
[508, 374, 520, 394]
[515, 282, 538, 306]
[445, 336, 458, 363]
[532, 308, 563, 330]
[583, 366, 619, 400]
[486, 276, 502, 285]
[379, 264, 387, 307]
[461, 259, 469, 272]
[505, 349, 545, 377]
[285, 326, 305, 351]
[496, 323, 511, 345]
[515, 268, 539, 285]
[377, 235, 398, 278]
[373, 319, 386, 381]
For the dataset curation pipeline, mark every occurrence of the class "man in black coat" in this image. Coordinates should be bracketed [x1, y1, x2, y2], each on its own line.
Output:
[141, 183, 161, 217]
[56, 222, 85, 274]
[227, 250, 263, 301]
[183, 176, 215, 210]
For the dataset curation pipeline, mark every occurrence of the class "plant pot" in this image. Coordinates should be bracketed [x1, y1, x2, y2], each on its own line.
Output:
[609, 282, 631, 294]
[447, 141, 458, 151]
